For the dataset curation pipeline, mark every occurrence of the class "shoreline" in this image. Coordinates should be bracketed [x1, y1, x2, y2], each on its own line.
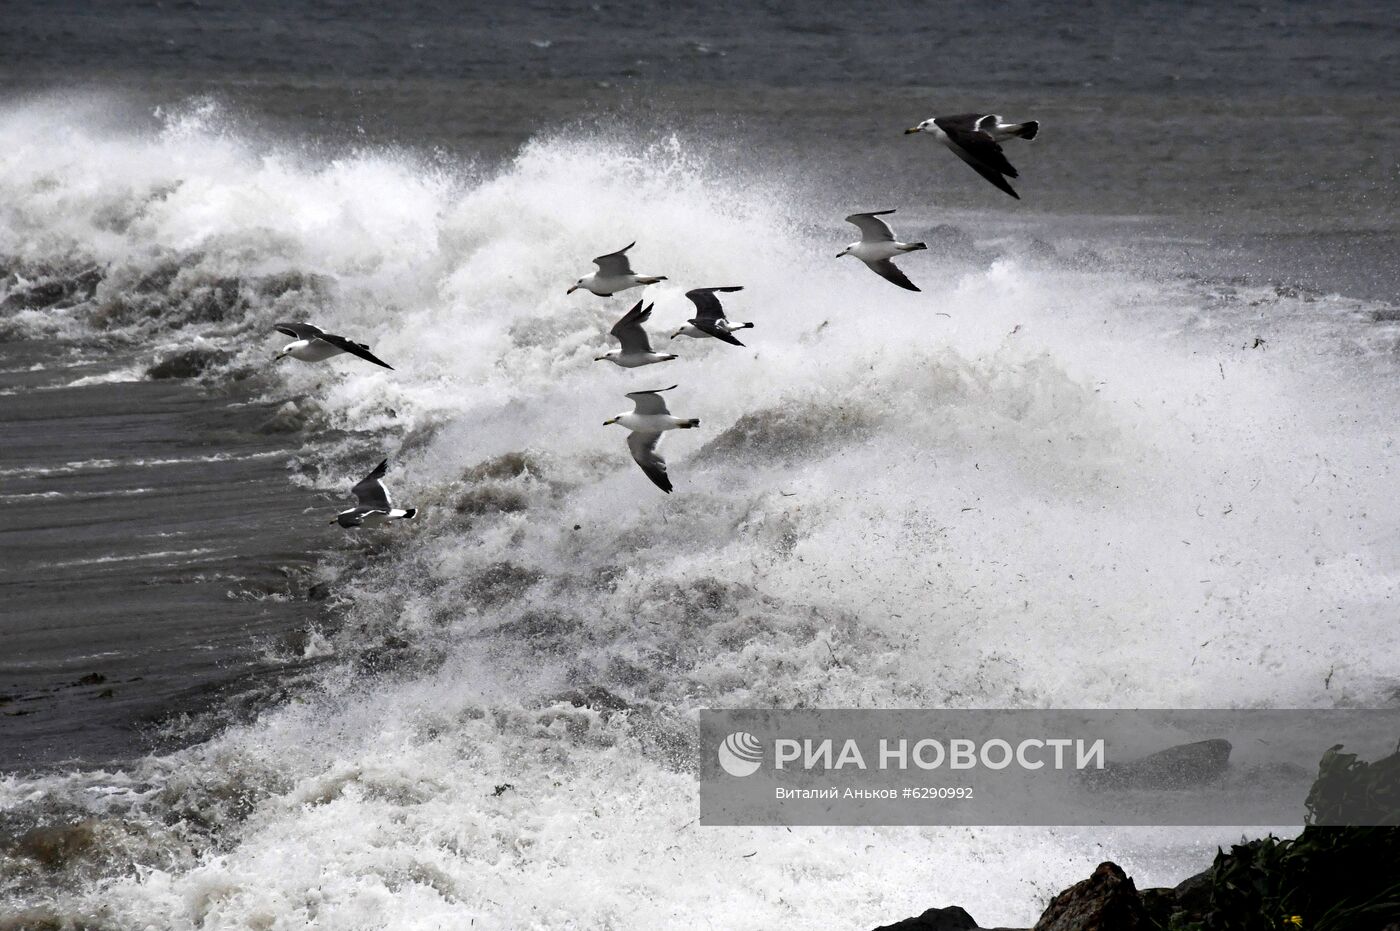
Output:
[0, 346, 334, 772]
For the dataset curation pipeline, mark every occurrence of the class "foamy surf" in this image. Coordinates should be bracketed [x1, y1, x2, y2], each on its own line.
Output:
[2, 96, 1398, 928]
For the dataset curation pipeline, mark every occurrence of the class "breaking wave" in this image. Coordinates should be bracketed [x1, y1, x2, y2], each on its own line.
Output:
[3, 95, 1399, 928]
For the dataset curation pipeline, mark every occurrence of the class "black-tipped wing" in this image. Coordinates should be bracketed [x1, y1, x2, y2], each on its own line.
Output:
[689, 319, 745, 346]
[683, 286, 743, 322]
[935, 116, 1021, 199]
[275, 322, 325, 340]
[320, 333, 394, 369]
[945, 142, 1021, 199]
[593, 242, 636, 277]
[352, 459, 392, 508]
[625, 385, 676, 416]
[845, 210, 897, 242]
[863, 258, 920, 292]
[626, 431, 672, 493]
[610, 300, 655, 353]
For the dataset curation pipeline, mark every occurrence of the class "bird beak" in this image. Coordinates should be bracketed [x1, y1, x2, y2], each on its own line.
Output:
[594, 356, 605, 362]
[567, 285, 578, 294]
[835, 253, 844, 259]
[603, 418, 616, 426]
[904, 127, 921, 134]
[328, 518, 338, 525]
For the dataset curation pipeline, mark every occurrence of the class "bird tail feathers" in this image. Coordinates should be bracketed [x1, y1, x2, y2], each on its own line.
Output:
[902, 242, 928, 252]
[638, 276, 667, 285]
[735, 322, 755, 329]
[680, 418, 700, 429]
[1011, 120, 1039, 140]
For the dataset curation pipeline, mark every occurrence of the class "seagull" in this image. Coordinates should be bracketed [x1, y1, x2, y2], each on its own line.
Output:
[595, 300, 678, 367]
[567, 242, 668, 297]
[274, 322, 394, 369]
[837, 210, 927, 292]
[905, 113, 1039, 199]
[603, 386, 700, 494]
[332, 458, 418, 528]
[671, 287, 754, 347]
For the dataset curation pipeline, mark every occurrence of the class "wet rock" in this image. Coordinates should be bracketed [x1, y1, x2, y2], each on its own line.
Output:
[464, 451, 546, 482]
[467, 562, 543, 606]
[694, 401, 876, 464]
[146, 346, 230, 379]
[0, 266, 102, 312]
[73, 673, 106, 687]
[872, 905, 982, 930]
[7, 820, 99, 871]
[551, 685, 631, 713]
[487, 609, 581, 651]
[307, 581, 332, 601]
[258, 400, 312, 434]
[1082, 738, 1231, 791]
[1032, 861, 1148, 931]
[455, 484, 530, 516]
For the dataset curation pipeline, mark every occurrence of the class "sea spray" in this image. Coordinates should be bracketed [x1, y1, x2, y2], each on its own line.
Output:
[2, 96, 1398, 928]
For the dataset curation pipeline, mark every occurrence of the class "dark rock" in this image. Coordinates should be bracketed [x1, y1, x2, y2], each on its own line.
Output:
[467, 562, 543, 606]
[146, 347, 230, 379]
[307, 582, 332, 601]
[464, 451, 546, 482]
[1082, 738, 1231, 791]
[551, 685, 631, 713]
[487, 609, 581, 651]
[258, 400, 311, 434]
[873, 905, 981, 930]
[693, 401, 877, 465]
[1033, 861, 1148, 931]
[455, 484, 530, 516]
[1170, 867, 1213, 914]
[73, 673, 106, 687]
[7, 820, 98, 871]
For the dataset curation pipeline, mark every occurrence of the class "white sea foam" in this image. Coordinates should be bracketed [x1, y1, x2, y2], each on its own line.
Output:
[2, 98, 1398, 928]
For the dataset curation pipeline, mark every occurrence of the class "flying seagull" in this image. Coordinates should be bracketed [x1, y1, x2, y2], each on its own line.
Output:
[333, 458, 418, 528]
[595, 300, 678, 367]
[672, 286, 754, 346]
[274, 322, 394, 369]
[837, 210, 927, 292]
[568, 242, 667, 297]
[603, 385, 700, 494]
[905, 113, 1039, 200]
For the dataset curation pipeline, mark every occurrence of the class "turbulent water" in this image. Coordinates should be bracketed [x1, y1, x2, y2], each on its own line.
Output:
[2, 91, 1399, 928]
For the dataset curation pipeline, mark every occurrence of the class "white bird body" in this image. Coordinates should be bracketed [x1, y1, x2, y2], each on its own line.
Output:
[598, 350, 675, 368]
[838, 210, 927, 291]
[333, 459, 418, 528]
[596, 300, 677, 368]
[843, 239, 921, 263]
[273, 322, 394, 369]
[612, 412, 693, 432]
[905, 113, 1038, 200]
[670, 287, 754, 347]
[604, 386, 700, 494]
[338, 507, 415, 527]
[569, 242, 667, 297]
[573, 272, 659, 297]
[281, 338, 344, 362]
